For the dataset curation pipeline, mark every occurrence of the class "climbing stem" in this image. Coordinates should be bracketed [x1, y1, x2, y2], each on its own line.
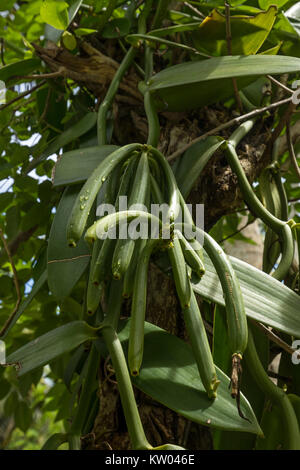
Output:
[97, 46, 136, 145]
[245, 325, 300, 450]
[225, 139, 294, 280]
[101, 326, 152, 450]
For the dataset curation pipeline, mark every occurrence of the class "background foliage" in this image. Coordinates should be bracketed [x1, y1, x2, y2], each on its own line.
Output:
[0, 0, 300, 450]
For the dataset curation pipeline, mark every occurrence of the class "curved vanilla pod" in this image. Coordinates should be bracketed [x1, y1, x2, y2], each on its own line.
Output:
[128, 239, 158, 376]
[67, 143, 143, 246]
[92, 237, 117, 285]
[91, 155, 138, 285]
[168, 236, 192, 309]
[259, 169, 282, 274]
[91, 161, 137, 286]
[175, 230, 205, 279]
[202, 228, 247, 398]
[148, 156, 163, 186]
[122, 238, 147, 298]
[148, 146, 180, 223]
[225, 140, 294, 281]
[245, 326, 300, 450]
[150, 173, 164, 205]
[85, 210, 161, 244]
[273, 170, 289, 222]
[90, 169, 126, 286]
[175, 223, 248, 398]
[178, 191, 205, 266]
[112, 151, 150, 280]
[86, 239, 104, 314]
[183, 288, 220, 399]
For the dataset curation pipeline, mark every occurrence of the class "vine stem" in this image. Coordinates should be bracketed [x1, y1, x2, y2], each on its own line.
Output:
[101, 326, 152, 450]
[245, 325, 300, 450]
[167, 97, 292, 162]
[225, 138, 294, 281]
[97, 0, 154, 145]
[97, 47, 137, 145]
[144, 46, 160, 147]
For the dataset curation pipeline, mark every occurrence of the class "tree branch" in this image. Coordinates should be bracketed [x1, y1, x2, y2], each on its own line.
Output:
[225, 1, 243, 113]
[0, 80, 46, 111]
[252, 320, 300, 360]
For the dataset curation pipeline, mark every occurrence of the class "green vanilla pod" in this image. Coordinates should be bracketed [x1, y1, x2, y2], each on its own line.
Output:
[122, 238, 147, 298]
[85, 210, 161, 244]
[128, 239, 158, 376]
[175, 230, 205, 279]
[175, 223, 247, 398]
[168, 236, 192, 309]
[67, 143, 143, 246]
[183, 289, 220, 399]
[112, 151, 150, 280]
[259, 169, 282, 274]
[148, 146, 180, 223]
[86, 239, 104, 314]
[92, 155, 138, 285]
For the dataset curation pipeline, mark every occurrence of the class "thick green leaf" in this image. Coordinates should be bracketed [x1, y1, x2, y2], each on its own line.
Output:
[150, 22, 202, 38]
[192, 6, 277, 57]
[44, 0, 84, 42]
[42, 433, 68, 450]
[285, 3, 300, 37]
[47, 186, 90, 300]
[26, 112, 97, 173]
[14, 400, 32, 433]
[6, 321, 99, 376]
[213, 316, 268, 449]
[53, 145, 118, 186]
[102, 18, 130, 38]
[118, 320, 262, 435]
[40, 0, 69, 30]
[0, 59, 41, 84]
[147, 55, 300, 111]
[259, 0, 289, 11]
[175, 136, 224, 198]
[192, 252, 300, 338]
[1, 271, 47, 340]
[255, 402, 284, 450]
[0, 378, 11, 400]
